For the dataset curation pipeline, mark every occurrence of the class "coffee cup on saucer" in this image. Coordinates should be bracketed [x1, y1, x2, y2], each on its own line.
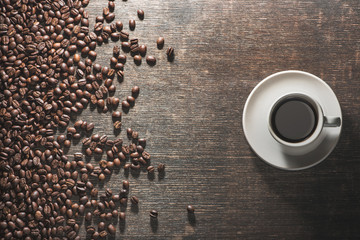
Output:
[268, 92, 341, 155]
[242, 70, 342, 170]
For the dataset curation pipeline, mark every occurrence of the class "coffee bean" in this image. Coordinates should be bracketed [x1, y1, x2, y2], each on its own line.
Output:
[88, 50, 97, 59]
[131, 131, 139, 140]
[149, 210, 158, 218]
[131, 196, 139, 204]
[129, 19, 136, 30]
[94, 147, 103, 154]
[147, 166, 155, 173]
[138, 44, 147, 56]
[132, 86, 140, 97]
[127, 96, 135, 105]
[138, 138, 146, 146]
[113, 45, 120, 56]
[74, 53, 81, 63]
[187, 205, 195, 213]
[123, 180, 130, 189]
[87, 226, 96, 235]
[112, 111, 122, 119]
[157, 37, 165, 49]
[166, 47, 175, 61]
[116, 21, 123, 31]
[103, 7, 110, 16]
[146, 56, 156, 66]
[137, 9, 144, 19]
[96, 16, 105, 22]
[122, 100, 130, 109]
[118, 54, 127, 63]
[86, 123, 95, 132]
[99, 173, 106, 181]
[108, 224, 116, 235]
[134, 55, 142, 65]
[119, 212, 126, 221]
[91, 188, 98, 197]
[121, 42, 130, 52]
[106, 13, 115, 22]
[157, 163, 165, 172]
[108, 1, 115, 11]
[114, 121, 122, 129]
[120, 30, 129, 41]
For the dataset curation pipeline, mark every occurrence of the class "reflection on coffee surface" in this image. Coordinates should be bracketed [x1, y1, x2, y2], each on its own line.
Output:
[271, 98, 317, 143]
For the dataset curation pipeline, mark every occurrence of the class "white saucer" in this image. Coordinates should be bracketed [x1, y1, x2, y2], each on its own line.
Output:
[242, 70, 342, 170]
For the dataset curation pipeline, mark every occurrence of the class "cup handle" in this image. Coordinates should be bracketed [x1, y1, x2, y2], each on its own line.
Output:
[324, 116, 341, 127]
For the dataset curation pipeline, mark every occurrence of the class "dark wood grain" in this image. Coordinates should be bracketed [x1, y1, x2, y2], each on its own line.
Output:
[66, 0, 360, 239]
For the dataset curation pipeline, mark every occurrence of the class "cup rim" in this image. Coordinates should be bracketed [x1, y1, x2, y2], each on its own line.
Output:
[268, 92, 324, 148]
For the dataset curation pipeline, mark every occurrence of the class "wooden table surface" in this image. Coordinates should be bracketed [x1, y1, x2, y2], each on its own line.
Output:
[72, 0, 360, 239]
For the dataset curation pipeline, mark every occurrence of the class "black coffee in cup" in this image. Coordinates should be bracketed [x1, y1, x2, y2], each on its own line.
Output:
[271, 98, 318, 143]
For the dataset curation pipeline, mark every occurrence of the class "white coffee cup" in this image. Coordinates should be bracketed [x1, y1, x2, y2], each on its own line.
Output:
[268, 92, 341, 155]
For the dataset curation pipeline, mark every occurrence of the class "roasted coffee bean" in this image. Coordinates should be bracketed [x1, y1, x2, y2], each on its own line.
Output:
[119, 212, 126, 221]
[116, 21, 123, 31]
[157, 37, 165, 49]
[121, 42, 130, 52]
[86, 123, 95, 132]
[103, 7, 110, 16]
[96, 16, 105, 22]
[106, 13, 115, 22]
[118, 54, 127, 63]
[112, 111, 122, 119]
[166, 47, 175, 60]
[107, 224, 116, 235]
[137, 9, 145, 19]
[138, 138, 146, 146]
[131, 196, 139, 204]
[120, 30, 129, 40]
[124, 163, 131, 170]
[91, 188, 98, 197]
[187, 205, 195, 213]
[131, 163, 141, 170]
[108, 1, 115, 11]
[99, 173, 106, 181]
[123, 180, 130, 189]
[127, 96, 135, 105]
[122, 100, 130, 109]
[132, 86, 140, 97]
[146, 56, 156, 65]
[113, 46, 120, 56]
[137, 145, 145, 153]
[110, 56, 118, 65]
[147, 166, 155, 173]
[114, 121, 122, 129]
[134, 55, 142, 65]
[158, 163, 165, 172]
[132, 131, 139, 139]
[139, 44, 147, 56]
[129, 19, 136, 30]
[87, 226, 96, 235]
[150, 210, 158, 218]
[127, 128, 133, 137]
[74, 53, 81, 63]
[88, 50, 97, 59]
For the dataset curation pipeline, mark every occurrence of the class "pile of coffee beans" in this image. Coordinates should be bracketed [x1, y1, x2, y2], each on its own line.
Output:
[0, 0, 174, 239]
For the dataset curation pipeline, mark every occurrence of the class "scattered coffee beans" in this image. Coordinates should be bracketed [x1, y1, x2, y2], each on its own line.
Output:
[0, 0, 174, 238]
